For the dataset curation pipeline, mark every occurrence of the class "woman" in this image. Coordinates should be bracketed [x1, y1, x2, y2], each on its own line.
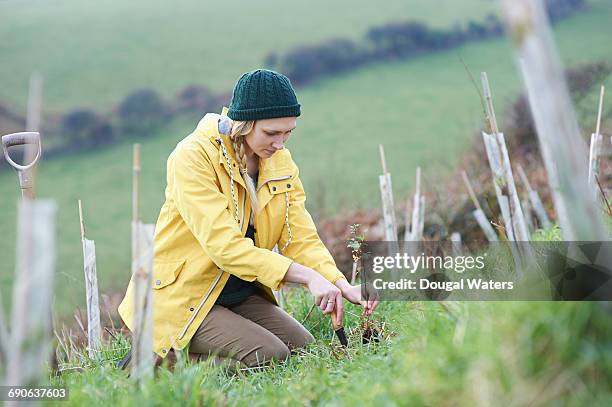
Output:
[118, 69, 378, 369]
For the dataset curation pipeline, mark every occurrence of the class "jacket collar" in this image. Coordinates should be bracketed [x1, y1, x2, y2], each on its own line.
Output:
[195, 108, 295, 182]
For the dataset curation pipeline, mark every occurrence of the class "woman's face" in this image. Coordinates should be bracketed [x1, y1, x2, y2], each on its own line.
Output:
[244, 116, 297, 159]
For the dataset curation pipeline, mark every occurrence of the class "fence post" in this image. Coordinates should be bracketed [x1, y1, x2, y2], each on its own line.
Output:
[131, 222, 154, 382]
[517, 165, 552, 230]
[481, 72, 531, 242]
[130, 144, 154, 381]
[461, 170, 499, 241]
[5, 199, 57, 395]
[502, 0, 608, 240]
[378, 144, 398, 241]
[78, 200, 102, 359]
[0, 292, 8, 367]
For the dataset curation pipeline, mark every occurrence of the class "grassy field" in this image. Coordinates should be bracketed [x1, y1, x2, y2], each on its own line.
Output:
[2, 0, 612, 318]
[43, 295, 612, 406]
[2, 229, 610, 405]
[0, 0, 498, 114]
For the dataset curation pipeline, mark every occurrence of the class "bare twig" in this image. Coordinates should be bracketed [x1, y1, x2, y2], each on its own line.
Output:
[594, 175, 612, 215]
[301, 303, 316, 325]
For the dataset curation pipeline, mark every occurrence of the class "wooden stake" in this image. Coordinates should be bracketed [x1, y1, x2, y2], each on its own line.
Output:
[402, 197, 412, 242]
[596, 85, 605, 137]
[418, 195, 425, 240]
[589, 133, 603, 188]
[482, 132, 515, 240]
[404, 167, 423, 254]
[378, 144, 388, 175]
[132, 144, 141, 278]
[23, 74, 43, 197]
[411, 167, 422, 240]
[589, 87, 605, 189]
[461, 170, 483, 212]
[481, 73, 531, 242]
[0, 291, 8, 367]
[503, 0, 607, 240]
[496, 131, 531, 241]
[378, 144, 398, 243]
[517, 165, 552, 229]
[131, 222, 154, 382]
[481, 72, 500, 135]
[461, 170, 499, 241]
[130, 144, 154, 381]
[473, 209, 499, 241]
[132, 144, 141, 227]
[450, 232, 462, 257]
[26, 74, 43, 134]
[78, 200, 102, 359]
[6, 199, 56, 391]
[78, 199, 85, 240]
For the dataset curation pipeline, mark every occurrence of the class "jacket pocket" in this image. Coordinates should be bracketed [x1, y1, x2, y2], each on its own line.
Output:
[267, 179, 294, 195]
[152, 260, 186, 289]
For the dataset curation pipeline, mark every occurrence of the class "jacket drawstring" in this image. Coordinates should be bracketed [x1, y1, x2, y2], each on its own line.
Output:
[216, 135, 292, 253]
[280, 191, 292, 253]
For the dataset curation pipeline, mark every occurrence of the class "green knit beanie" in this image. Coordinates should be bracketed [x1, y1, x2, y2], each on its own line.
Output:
[228, 69, 301, 121]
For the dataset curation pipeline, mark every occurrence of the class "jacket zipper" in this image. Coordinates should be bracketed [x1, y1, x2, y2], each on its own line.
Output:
[177, 187, 247, 341]
[177, 268, 224, 340]
[256, 175, 291, 192]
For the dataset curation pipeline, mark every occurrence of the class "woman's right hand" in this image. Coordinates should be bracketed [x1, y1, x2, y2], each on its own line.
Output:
[284, 262, 343, 322]
[307, 273, 343, 317]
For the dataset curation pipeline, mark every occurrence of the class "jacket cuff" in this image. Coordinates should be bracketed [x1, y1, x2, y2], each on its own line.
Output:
[259, 253, 294, 291]
[317, 264, 346, 285]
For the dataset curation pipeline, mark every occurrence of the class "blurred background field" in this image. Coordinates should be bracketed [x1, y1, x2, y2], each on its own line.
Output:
[0, 0, 498, 113]
[1, 0, 611, 318]
[1, 1, 611, 404]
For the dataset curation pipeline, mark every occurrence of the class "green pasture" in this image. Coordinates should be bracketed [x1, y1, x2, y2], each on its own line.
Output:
[46, 297, 612, 406]
[2, 0, 612, 318]
[0, 0, 498, 114]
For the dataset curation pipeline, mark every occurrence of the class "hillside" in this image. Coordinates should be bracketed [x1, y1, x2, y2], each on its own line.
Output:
[0, 0, 498, 114]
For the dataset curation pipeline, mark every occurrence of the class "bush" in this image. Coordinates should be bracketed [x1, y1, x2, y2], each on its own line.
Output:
[507, 62, 612, 153]
[175, 85, 214, 115]
[280, 39, 364, 85]
[118, 88, 166, 135]
[60, 110, 114, 149]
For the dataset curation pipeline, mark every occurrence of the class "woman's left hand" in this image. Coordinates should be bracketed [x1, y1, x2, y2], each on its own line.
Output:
[335, 278, 379, 316]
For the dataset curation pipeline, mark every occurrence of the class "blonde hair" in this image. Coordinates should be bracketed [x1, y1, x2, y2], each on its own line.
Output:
[218, 117, 292, 253]
[228, 120, 259, 218]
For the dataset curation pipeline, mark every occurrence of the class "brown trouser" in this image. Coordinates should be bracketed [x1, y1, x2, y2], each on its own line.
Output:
[188, 292, 314, 369]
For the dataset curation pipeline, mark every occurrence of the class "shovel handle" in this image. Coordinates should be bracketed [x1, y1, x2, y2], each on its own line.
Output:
[2, 132, 42, 171]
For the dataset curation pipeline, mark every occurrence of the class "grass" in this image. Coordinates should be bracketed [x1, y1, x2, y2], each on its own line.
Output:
[41, 290, 612, 406]
[2, 0, 612, 318]
[1, 226, 609, 405]
[0, 0, 498, 114]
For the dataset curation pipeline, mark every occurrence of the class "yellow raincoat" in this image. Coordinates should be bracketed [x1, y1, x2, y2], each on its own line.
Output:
[118, 109, 346, 357]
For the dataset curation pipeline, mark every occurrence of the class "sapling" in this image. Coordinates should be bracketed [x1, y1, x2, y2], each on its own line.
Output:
[347, 224, 364, 284]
